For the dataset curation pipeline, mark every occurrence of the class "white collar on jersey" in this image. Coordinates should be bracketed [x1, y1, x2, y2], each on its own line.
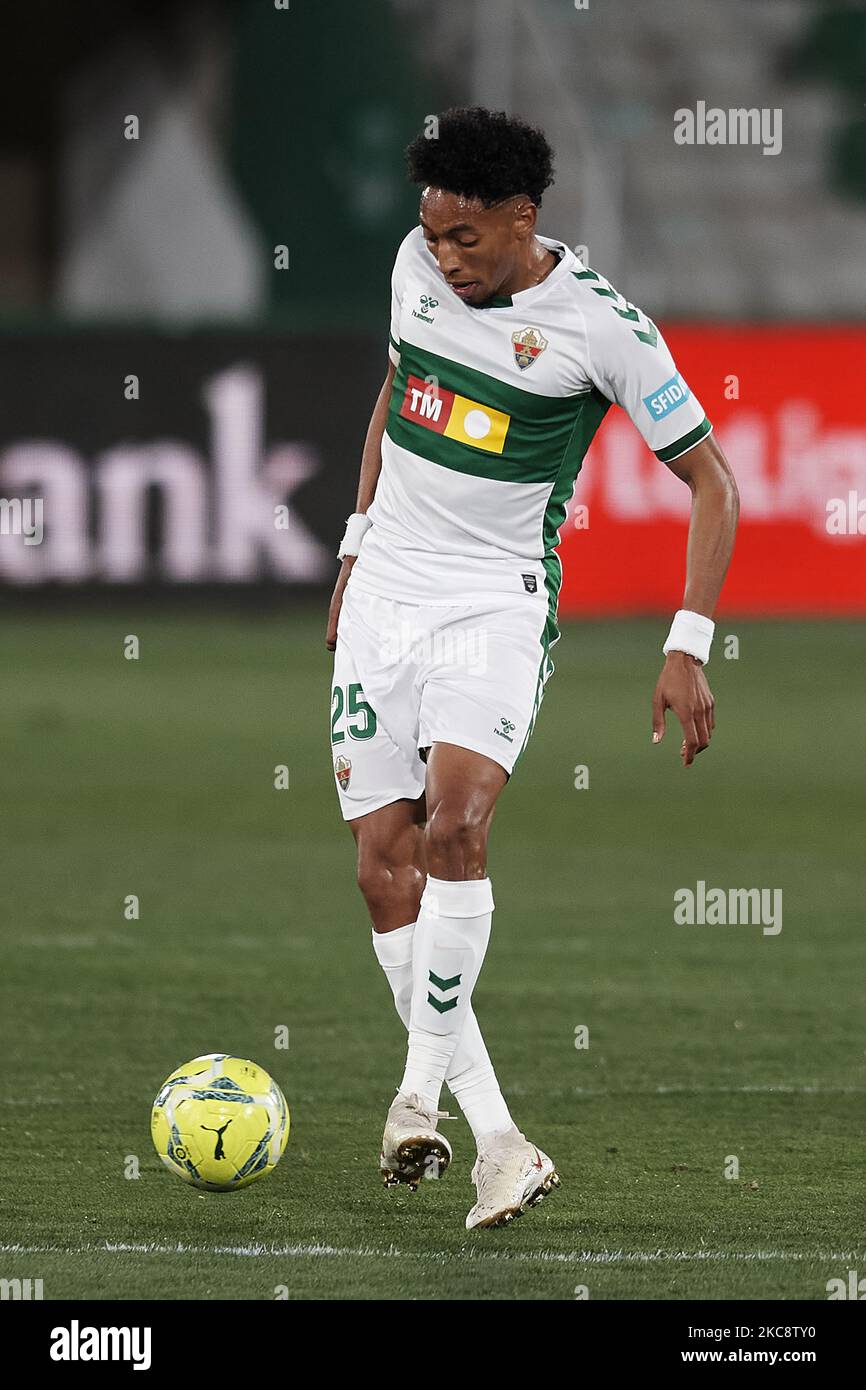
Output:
[471, 236, 574, 310]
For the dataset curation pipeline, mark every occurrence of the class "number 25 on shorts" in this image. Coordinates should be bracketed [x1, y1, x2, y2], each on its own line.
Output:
[331, 683, 378, 744]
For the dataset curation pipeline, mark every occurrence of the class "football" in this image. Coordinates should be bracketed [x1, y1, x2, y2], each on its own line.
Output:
[151, 1053, 290, 1192]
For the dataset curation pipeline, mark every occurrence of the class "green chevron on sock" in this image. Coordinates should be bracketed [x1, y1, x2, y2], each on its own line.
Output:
[427, 992, 459, 1014]
[429, 969, 462, 992]
[400, 876, 494, 1104]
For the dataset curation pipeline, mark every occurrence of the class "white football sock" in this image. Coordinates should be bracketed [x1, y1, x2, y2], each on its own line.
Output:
[372, 921, 513, 1138]
[446, 1047, 513, 1141]
[371, 921, 417, 1024]
[399, 875, 494, 1112]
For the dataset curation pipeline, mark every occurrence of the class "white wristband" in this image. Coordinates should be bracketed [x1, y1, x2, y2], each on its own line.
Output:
[662, 609, 715, 665]
[337, 512, 372, 559]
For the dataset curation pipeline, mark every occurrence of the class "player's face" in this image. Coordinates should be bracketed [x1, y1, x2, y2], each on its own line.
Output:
[419, 188, 533, 307]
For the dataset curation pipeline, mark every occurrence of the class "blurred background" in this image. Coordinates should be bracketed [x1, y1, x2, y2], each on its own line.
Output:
[1, 0, 865, 608]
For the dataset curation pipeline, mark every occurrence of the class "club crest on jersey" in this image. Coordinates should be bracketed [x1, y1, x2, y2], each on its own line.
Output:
[334, 755, 352, 791]
[511, 326, 548, 371]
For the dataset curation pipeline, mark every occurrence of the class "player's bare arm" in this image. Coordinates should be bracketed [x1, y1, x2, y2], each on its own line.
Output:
[652, 432, 740, 766]
[325, 358, 396, 652]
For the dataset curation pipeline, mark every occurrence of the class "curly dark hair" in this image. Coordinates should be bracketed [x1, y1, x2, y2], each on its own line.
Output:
[405, 107, 555, 208]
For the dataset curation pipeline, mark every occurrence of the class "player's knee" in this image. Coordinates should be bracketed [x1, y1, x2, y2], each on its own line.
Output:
[424, 802, 487, 866]
[356, 853, 424, 921]
[355, 857, 392, 914]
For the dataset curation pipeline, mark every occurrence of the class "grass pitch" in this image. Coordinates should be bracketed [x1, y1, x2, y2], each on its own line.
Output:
[0, 607, 863, 1300]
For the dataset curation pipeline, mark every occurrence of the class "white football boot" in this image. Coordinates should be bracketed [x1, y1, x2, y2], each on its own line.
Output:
[466, 1126, 560, 1229]
[380, 1091, 453, 1190]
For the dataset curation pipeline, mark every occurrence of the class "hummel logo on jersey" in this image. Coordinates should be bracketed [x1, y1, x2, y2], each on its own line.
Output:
[494, 717, 516, 743]
[412, 294, 439, 323]
[400, 374, 510, 453]
[643, 373, 691, 421]
[512, 326, 548, 370]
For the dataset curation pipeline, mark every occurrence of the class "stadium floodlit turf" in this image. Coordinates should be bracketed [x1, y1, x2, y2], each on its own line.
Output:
[0, 608, 863, 1301]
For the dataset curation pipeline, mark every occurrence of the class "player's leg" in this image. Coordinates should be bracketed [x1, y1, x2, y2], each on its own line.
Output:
[332, 584, 510, 1185]
[398, 740, 504, 1112]
[414, 745, 515, 1141]
[351, 793, 514, 1185]
[407, 740, 559, 1228]
[395, 597, 560, 1225]
[349, 795, 452, 1185]
[351, 794, 427, 936]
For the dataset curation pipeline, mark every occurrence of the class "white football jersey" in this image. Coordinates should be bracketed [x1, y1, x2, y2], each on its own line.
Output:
[350, 225, 711, 613]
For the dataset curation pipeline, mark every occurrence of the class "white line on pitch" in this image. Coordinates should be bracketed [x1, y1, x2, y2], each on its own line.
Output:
[1, 1241, 862, 1266]
[568, 1085, 866, 1097]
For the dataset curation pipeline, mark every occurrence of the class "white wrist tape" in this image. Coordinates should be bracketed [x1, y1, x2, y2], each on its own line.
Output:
[662, 609, 715, 665]
[337, 512, 372, 559]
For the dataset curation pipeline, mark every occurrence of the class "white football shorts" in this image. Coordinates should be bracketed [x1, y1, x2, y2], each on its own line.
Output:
[330, 578, 557, 821]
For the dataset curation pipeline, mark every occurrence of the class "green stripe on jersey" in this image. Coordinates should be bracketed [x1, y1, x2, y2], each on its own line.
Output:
[396, 337, 581, 421]
[534, 390, 610, 713]
[541, 389, 610, 555]
[387, 339, 609, 485]
[654, 416, 711, 462]
[512, 600, 558, 771]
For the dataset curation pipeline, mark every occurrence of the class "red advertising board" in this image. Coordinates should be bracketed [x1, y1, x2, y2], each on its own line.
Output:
[560, 328, 866, 615]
